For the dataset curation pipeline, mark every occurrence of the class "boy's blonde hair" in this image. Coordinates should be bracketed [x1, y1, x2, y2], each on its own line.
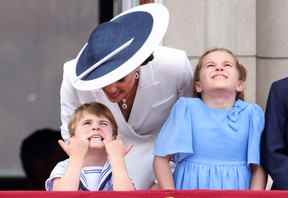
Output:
[68, 102, 118, 138]
[192, 48, 247, 100]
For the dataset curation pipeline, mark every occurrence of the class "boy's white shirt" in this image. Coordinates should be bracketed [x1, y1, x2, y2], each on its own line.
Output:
[82, 165, 103, 190]
[45, 159, 112, 191]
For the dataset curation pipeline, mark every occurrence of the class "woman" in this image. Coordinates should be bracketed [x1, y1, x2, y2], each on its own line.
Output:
[60, 3, 193, 189]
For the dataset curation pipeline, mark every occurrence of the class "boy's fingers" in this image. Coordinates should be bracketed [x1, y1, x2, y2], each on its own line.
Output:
[113, 138, 133, 155]
[103, 139, 109, 145]
[102, 132, 113, 142]
[58, 139, 70, 156]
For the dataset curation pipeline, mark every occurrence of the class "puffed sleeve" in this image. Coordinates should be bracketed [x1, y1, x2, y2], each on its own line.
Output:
[247, 104, 264, 165]
[154, 97, 194, 162]
[45, 159, 69, 191]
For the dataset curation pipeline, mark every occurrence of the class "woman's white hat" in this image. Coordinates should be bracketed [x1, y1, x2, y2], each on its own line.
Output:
[71, 3, 169, 90]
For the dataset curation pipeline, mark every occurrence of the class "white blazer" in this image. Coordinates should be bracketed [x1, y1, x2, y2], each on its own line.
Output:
[60, 46, 194, 189]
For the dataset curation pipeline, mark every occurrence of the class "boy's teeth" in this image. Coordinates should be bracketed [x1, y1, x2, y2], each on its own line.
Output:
[95, 136, 102, 141]
[91, 135, 102, 142]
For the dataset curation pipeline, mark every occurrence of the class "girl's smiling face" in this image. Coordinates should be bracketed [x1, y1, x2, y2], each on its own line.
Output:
[195, 50, 244, 97]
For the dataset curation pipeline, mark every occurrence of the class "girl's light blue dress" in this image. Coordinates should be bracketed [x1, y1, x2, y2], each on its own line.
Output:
[154, 97, 264, 190]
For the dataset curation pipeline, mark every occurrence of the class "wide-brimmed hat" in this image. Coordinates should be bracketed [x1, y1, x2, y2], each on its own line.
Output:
[71, 3, 169, 91]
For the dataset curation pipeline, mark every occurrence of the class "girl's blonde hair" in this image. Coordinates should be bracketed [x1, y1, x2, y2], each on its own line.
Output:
[68, 102, 118, 138]
[192, 48, 247, 100]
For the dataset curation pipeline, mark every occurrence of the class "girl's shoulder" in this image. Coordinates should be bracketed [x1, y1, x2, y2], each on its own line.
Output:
[235, 99, 264, 116]
[168, 97, 207, 119]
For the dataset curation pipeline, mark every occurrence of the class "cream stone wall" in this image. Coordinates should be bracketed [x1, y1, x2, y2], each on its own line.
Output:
[256, 0, 288, 108]
[0, 0, 99, 176]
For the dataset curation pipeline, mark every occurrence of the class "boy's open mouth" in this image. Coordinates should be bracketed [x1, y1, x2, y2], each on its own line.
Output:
[89, 134, 104, 142]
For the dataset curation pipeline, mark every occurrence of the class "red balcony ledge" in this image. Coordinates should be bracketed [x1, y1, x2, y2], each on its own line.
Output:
[0, 190, 288, 198]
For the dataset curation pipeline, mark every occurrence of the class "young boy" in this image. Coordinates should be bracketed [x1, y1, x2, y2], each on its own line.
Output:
[45, 102, 134, 191]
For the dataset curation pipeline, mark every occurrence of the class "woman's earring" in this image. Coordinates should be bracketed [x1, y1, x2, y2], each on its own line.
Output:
[135, 71, 140, 79]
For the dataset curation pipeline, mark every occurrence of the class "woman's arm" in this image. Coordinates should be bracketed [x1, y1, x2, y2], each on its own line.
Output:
[60, 61, 81, 141]
[153, 155, 175, 189]
[250, 164, 267, 190]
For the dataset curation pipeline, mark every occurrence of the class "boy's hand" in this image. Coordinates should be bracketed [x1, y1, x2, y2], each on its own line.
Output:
[58, 135, 89, 160]
[104, 138, 133, 160]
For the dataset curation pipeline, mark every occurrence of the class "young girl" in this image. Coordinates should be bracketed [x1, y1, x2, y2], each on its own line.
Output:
[45, 102, 134, 191]
[153, 48, 266, 190]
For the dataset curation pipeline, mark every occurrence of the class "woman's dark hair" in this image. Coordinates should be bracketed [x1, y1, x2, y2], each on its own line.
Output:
[141, 54, 154, 66]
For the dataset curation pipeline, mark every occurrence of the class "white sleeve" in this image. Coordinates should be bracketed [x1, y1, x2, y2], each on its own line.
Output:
[60, 60, 80, 141]
[45, 160, 69, 191]
[177, 52, 193, 97]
